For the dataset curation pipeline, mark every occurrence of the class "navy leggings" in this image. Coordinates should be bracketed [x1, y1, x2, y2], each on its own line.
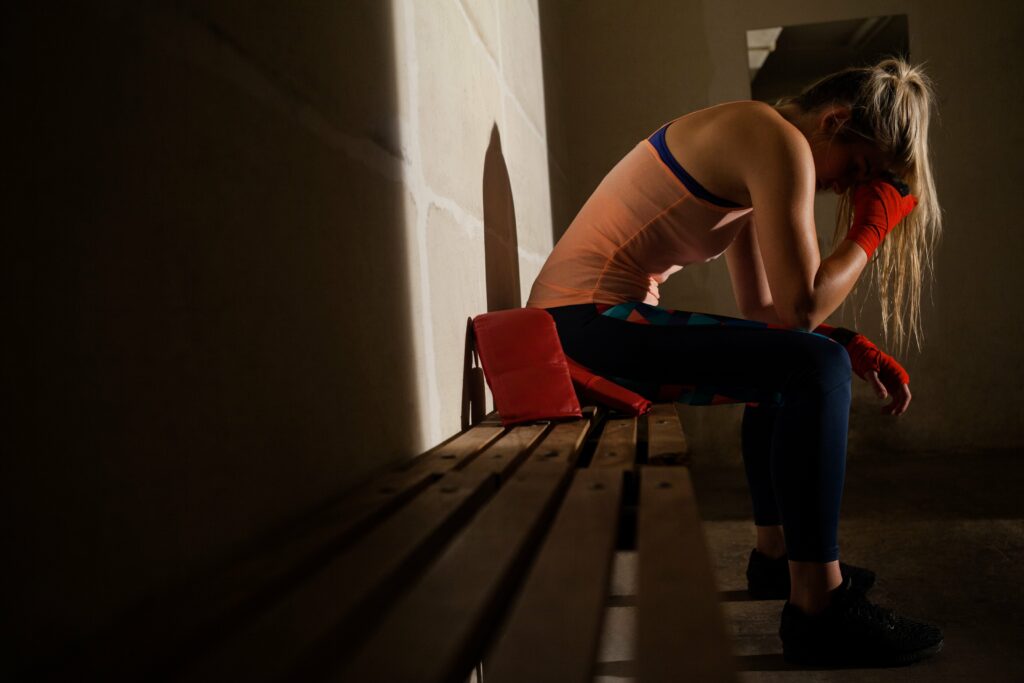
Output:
[546, 302, 853, 562]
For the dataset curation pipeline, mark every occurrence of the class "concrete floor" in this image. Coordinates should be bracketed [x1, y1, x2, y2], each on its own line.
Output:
[704, 447, 1024, 682]
[593, 448, 1024, 682]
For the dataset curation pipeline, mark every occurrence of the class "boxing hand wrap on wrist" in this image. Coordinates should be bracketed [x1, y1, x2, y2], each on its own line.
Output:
[566, 357, 652, 416]
[845, 178, 918, 259]
[814, 323, 910, 391]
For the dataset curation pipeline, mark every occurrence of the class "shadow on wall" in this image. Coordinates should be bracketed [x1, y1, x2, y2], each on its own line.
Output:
[4, 1, 418, 678]
[484, 124, 523, 312]
[463, 125, 523, 428]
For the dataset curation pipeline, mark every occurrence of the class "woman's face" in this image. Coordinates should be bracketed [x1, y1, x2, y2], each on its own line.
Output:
[806, 106, 891, 194]
[812, 135, 891, 195]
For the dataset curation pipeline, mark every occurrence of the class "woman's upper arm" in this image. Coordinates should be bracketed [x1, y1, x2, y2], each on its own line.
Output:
[735, 109, 822, 327]
[725, 213, 773, 317]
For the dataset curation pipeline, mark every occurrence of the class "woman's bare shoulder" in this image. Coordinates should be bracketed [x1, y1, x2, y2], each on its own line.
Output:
[667, 101, 810, 205]
[674, 101, 805, 155]
[713, 101, 804, 144]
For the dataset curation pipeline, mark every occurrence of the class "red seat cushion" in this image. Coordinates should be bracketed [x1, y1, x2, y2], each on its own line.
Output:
[472, 308, 582, 426]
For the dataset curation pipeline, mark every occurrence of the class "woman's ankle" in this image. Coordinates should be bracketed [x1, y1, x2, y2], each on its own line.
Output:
[788, 560, 843, 615]
[755, 525, 787, 559]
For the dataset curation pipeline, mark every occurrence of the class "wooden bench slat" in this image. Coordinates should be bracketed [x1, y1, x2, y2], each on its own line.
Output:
[82, 421, 506, 680]
[637, 467, 737, 683]
[484, 468, 624, 683]
[460, 423, 549, 481]
[411, 423, 506, 476]
[590, 416, 638, 469]
[179, 468, 499, 681]
[186, 424, 504, 616]
[327, 460, 576, 683]
[74, 393, 730, 681]
[177, 424, 548, 679]
[519, 413, 596, 468]
[646, 403, 690, 466]
[209, 422, 505, 603]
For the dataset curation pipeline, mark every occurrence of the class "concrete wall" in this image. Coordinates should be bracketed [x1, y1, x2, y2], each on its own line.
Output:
[3, 0, 553, 674]
[540, 0, 1024, 460]
[392, 0, 554, 441]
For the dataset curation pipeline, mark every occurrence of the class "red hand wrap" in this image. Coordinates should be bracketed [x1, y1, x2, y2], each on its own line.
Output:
[845, 180, 918, 258]
[845, 335, 909, 385]
[814, 323, 910, 392]
[566, 357, 652, 416]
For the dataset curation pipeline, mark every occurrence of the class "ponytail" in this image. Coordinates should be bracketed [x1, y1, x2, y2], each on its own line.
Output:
[778, 57, 942, 355]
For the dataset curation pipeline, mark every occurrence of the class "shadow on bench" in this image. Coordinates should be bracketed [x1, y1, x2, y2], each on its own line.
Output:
[54, 405, 737, 683]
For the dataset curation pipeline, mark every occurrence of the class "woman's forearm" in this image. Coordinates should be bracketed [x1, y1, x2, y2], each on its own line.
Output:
[802, 240, 869, 330]
[748, 240, 868, 329]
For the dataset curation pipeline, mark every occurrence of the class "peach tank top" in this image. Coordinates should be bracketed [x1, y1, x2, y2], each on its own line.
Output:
[526, 120, 753, 309]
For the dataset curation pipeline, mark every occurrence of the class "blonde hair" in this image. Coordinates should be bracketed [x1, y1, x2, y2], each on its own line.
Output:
[779, 57, 941, 355]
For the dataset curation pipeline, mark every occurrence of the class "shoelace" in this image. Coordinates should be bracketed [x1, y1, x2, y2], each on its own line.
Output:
[845, 592, 899, 634]
[853, 601, 897, 630]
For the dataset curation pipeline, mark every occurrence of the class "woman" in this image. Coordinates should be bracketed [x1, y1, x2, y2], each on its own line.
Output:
[527, 57, 943, 666]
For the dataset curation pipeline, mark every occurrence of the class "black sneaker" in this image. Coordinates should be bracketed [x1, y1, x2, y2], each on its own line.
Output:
[780, 576, 944, 667]
[746, 548, 876, 600]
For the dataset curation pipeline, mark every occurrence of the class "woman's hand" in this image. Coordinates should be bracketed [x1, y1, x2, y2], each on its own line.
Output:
[846, 178, 918, 258]
[865, 370, 912, 416]
[814, 323, 912, 416]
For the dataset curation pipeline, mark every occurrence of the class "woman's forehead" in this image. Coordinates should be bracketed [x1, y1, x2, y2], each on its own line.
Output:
[856, 141, 899, 173]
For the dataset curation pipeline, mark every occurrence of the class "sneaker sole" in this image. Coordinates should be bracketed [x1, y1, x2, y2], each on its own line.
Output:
[783, 639, 943, 668]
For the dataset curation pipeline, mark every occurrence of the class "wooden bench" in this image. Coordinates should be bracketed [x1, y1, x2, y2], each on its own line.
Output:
[59, 405, 737, 682]
[169, 404, 738, 681]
